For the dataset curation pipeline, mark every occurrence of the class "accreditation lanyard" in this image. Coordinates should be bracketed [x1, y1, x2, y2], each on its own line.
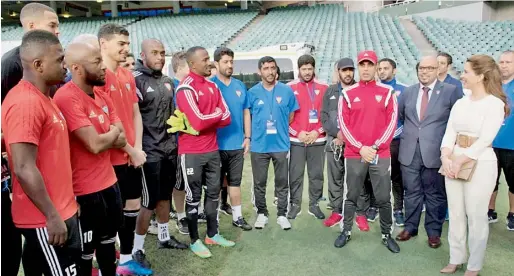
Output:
[263, 83, 276, 120]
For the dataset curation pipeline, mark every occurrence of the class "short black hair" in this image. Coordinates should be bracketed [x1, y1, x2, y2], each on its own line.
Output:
[437, 52, 453, 65]
[97, 23, 129, 40]
[258, 56, 276, 70]
[378, 58, 397, 69]
[276, 66, 281, 79]
[415, 62, 420, 73]
[298, 54, 315, 68]
[185, 46, 206, 64]
[214, 47, 234, 62]
[20, 29, 61, 58]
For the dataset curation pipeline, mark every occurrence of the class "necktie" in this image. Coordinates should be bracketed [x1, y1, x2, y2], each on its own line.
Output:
[420, 86, 430, 120]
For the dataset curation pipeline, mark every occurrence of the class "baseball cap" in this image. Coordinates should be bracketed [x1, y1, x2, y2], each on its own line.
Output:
[357, 50, 378, 64]
[337, 58, 355, 70]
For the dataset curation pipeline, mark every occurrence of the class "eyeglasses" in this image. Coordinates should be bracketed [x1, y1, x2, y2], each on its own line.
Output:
[418, 66, 438, 72]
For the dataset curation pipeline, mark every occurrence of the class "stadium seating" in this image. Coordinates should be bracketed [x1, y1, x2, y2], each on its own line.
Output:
[233, 5, 420, 84]
[413, 16, 514, 72]
[1, 17, 139, 47]
[126, 11, 258, 55]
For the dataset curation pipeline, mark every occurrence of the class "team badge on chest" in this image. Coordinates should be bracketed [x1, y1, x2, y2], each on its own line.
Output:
[126, 83, 131, 91]
[236, 90, 241, 97]
[315, 89, 320, 95]
[276, 97, 282, 104]
[102, 105, 109, 114]
[375, 95, 383, 103]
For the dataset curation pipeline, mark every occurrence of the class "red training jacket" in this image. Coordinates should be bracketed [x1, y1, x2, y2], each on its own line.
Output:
[338, 80, 397, 159]
[287, 78, 328, 144]
[175, 72, 231, 154]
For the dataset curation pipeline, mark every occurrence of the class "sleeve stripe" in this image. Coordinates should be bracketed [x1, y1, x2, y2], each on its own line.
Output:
[184, 89, 221, 120]
[393, 125, 403, 137]
[338, 94, 362, 148]
[375, 95, 398, 146]
[220, 93, 231, 120]
[289, 126, 297, 136]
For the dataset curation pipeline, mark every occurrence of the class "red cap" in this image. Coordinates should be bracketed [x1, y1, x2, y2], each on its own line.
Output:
[357, 50, 378, 64]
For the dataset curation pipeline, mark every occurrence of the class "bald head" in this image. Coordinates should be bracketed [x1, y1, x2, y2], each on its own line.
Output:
[417, 56, 439, 86]
[141, 39, 166, 72]
[20, 3, 59, 36]
[71, 34, 99, 49]
[66, 42, 106, 86]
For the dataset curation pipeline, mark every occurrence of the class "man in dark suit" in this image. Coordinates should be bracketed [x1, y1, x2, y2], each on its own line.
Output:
[395, 56, 463, 248]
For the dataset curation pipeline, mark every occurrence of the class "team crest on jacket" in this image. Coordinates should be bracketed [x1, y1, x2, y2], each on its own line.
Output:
[102, 105, 109, 114]
[375, 95, 383, 103]
[236, 90, 241, 97]
[110, 84, 116, 91]
[165, 83, 172, 91]
[208, 87, 214, 94]
[126, 83, 131, 90]
[276, 97, 282, 104]
[315, 89, 320, 95]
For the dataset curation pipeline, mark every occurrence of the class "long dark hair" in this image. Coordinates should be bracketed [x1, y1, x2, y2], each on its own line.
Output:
[467, 54, 510, 117]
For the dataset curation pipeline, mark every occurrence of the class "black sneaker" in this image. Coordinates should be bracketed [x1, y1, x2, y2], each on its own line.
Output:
[176, 218, 189, 235]
[308, 204, 326, 219]
[198, 213, 207, 223]
[233, 216, 252, 231]
[507, 212, 514, 231]
[132, 249, 152, 269]
[334, 231, 351, 248]
[366, 207, 379, 222]
[488, 209, 498, 223]
[287, 204, 302, 219]
[382, 234, 400, 253]
[158, 236, 188, 250]
[220, 203, 232, 216]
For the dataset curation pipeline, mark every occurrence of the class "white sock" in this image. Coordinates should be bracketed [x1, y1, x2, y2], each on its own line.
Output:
[119, 254, 132, 264]
[132, 234, 146, 254]
[232, 205, 242, 221]
[199, 204, 204, 214]
[158, 222, 170, 242]
[177, 212, 186, 220]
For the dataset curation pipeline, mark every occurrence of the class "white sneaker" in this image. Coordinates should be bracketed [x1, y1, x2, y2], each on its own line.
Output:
[254, 214, 268, 229]
[148, 219, 158, 235]
[277, 216, 291, 230]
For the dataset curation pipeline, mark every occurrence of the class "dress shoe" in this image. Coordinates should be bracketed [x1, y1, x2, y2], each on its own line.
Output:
[382, 234, 400, 253]
[428, 236, 442, 248]
[464, 270, 479, 276]
[395, 230, 416, 241]
[440, 264, 462, 274]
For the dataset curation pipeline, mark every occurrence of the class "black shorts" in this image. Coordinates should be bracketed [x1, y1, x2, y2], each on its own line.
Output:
[76, 183, 123, 257]
[114, 164, 142, 203]
[19, 214, 81, 276]
[494, 148, 514, 193]
[220, 149, 244, 187]
[141, 156, 178, 210]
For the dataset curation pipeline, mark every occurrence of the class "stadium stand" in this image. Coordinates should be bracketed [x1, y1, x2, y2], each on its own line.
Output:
[125, 11, 258, 55]
[232, 5, 420, 84]
[413, 16, 514, 73]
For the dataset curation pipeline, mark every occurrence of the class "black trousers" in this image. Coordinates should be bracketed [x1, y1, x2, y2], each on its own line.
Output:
[19, 214, 81, 276]
[251, 152, 289, 217]
[1, 191, 22, 276]
[494, 148, 514, 194]
[180, 151, 221, 242]
[402, 142, 446, 237]
[289, 144, 325, 206]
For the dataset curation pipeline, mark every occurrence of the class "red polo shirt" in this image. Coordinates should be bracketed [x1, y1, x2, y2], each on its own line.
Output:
[1, 80, 77, 228]
[54, 82, 120, 196]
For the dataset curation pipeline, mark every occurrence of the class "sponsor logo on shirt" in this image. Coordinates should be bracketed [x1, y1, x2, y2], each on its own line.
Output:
[208, 87, 214, 94]
[147, 86, 154, 93]
[375, 95, 383, 103]
[276, 97, 282, 104]
[354, 97, 361, 103]
[89, 111, 97, 118]
[258, 100, 264, 105]
[330, 95, 336, 100]
[165, 83, 172, 91]
[198, 91, 204, 96]
[53, 114, 64, 130]
[236, 90, 241, 97]
[110, 84, 116, 91]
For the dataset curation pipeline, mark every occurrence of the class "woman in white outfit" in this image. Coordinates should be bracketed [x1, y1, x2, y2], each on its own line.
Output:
[439, 54, 509, 276]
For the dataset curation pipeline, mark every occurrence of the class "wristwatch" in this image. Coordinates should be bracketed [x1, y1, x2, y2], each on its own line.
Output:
[244, 137, 251, 141]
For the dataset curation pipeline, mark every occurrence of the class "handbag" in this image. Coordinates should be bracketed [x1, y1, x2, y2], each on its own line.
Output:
[438, 154, 477, 181]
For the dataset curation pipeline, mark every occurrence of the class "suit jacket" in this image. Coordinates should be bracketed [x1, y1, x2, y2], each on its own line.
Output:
[398, 80, 463, 168]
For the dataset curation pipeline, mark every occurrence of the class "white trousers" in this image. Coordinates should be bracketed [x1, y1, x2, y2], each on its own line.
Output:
[445, 160, 497, 271]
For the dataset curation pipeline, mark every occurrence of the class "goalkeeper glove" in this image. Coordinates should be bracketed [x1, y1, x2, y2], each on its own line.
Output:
[166, 110, 199, 136]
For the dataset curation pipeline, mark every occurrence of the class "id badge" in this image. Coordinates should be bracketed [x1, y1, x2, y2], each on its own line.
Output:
[266, 120, 277, 135]
[309, 109, 319, 123]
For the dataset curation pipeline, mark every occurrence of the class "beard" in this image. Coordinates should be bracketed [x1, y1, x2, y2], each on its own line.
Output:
[85, 71, 106, 86]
